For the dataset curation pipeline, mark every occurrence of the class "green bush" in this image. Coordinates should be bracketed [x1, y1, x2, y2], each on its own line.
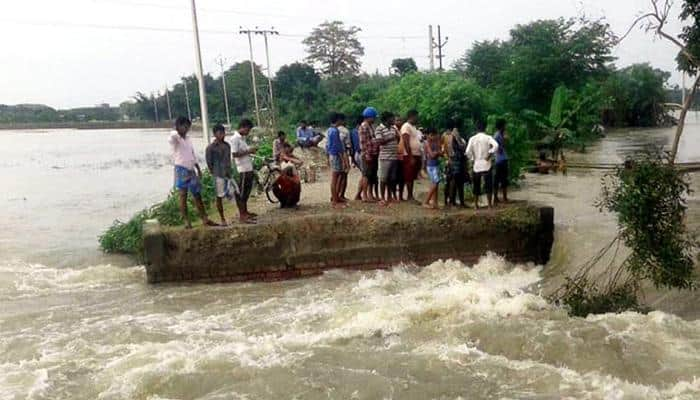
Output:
[598, 154, 697, 289]
[99, 169, 217, 255]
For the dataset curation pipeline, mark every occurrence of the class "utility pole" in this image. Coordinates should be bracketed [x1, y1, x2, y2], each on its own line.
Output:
[190, 0, 211, 145]
[151, 92, 159, 122]
[261, 28, 279, 130]
[182, 78, 192, 121]
[240, 28, 262, 126]
[165, 85, 172, 121]
[428, 25, 435, 72]
[434, 25, 448, 71]
[215, 55, 232, 126]
[682, 71, 687, 105]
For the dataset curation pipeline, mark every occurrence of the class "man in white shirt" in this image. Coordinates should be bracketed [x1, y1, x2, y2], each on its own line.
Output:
[400, 109, 423, 203]
[466, 120, 499, 209]
[169, 116, 217, 228]
[231, 119, 257, 224]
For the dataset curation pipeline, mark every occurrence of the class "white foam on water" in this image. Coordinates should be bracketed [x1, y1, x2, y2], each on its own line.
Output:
[1, 253, 700, 399]
[0, 261, 144, 299]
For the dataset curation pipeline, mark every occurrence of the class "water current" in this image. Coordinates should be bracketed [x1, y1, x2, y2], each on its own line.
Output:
[1, 118, 699, 399]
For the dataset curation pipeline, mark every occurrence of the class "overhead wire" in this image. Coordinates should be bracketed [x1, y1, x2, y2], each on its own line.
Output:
[1, 18, 423, 40]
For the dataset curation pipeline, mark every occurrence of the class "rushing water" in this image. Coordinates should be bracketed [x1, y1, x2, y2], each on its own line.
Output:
[1, 118, 699, 399]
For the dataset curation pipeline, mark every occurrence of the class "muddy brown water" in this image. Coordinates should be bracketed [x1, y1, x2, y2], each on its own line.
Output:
[1, 118, 699, 399]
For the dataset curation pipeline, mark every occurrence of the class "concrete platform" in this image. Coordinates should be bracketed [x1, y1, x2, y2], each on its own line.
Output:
[143, 204, 554, 284]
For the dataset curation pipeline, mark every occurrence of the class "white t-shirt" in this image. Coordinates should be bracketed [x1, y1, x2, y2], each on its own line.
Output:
[168, 131, 197, 170]
[466, 132, 499, 173]
[400, 122, 422, 156]
[231, 131, 253, 173]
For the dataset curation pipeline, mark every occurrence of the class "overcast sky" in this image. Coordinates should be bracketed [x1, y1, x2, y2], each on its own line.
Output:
[0, 0, 690, 109]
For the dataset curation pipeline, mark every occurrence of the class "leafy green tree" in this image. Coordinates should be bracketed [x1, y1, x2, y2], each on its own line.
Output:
[453, 40, 510, 87]
[274, 62, 326, 126]
[498, 18, 616, 113]
[602, 63, 670, 127]
[677, 0, 699, 76]
[303, 21, 365, 77]
[391, 58, 418, 75]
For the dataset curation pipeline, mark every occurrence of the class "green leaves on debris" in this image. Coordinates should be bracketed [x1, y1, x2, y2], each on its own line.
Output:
[552, 153, 697, 317]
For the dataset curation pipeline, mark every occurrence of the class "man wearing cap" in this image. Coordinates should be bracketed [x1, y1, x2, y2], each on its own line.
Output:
[358, 107, 380, 202]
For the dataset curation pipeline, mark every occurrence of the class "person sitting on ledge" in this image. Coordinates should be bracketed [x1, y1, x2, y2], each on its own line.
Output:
[273, 144, 302, 209]
[169, 116, 218, 229]
[296, 120, 324, 148]
[279, 142, 304, 176]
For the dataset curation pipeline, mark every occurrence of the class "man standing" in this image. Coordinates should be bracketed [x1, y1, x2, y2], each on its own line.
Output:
[206, 124, 235, 226]
[493, 118, 509, 204]
[400, 109, 422, 203]
[231, 119, 257, 224]
[296, 120, 323, 148]
[375, 111, 400, 204]
[466, 120, 499, 210]
[326, 113, 349, 208]
[358, 107, 380, 202]
[169, 116, 217, 229]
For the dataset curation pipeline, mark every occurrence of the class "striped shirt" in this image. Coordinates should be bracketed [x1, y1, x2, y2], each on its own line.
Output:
[375, 123, 399, 161]
[358, 121, 379, 160]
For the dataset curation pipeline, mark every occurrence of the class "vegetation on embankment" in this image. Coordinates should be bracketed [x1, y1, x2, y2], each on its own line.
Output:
[99, 171, 217, 256]
[550, 154, 698, 317]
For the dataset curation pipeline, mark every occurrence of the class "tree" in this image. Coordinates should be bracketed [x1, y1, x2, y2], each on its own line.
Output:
[623, 0, 700, 162]
[453, 40, 510, 87]
[602, 64, 670, 127]
[275, 62, 321, 102]
[391, 58, 417, 75]
[497, 18, 616, 113]
[303, 21, 365, 77]
[274, 62, 325, 124]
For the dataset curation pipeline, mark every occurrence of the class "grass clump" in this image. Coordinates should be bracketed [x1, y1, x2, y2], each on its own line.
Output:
[99, 170, 216, 255]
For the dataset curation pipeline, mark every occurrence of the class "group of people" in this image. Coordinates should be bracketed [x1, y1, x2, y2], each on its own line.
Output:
[168, 107, 512, 228]
[170, 116, 259, 227]
[325, 107, 510, 210]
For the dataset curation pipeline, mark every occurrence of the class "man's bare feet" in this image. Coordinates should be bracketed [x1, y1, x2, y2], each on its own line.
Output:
[204, 220, 220, 227]
[332, 202, 347, 209]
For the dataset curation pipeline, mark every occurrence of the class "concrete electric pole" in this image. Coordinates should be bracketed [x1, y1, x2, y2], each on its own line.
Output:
[428, 25, 435, 72]
[261, 28, 279, 131]
[151, 92, 159, 122]
[434, 25, 448, 71]
[190, 0, 211, 145]
[240, 28, 262, 127]
[165, 85, 173, 121]
[215, 55, 232, 127]
[182, 78, 192, 121]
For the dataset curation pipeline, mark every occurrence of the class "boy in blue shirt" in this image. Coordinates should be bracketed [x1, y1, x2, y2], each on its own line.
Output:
[493, 118, 509, 204]
[326, 113, 349, 208]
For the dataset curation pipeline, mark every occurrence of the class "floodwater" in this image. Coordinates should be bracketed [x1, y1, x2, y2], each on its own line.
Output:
[1, 117, 699, 399]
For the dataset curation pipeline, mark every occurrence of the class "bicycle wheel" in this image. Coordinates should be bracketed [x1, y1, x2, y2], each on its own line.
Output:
[256, 166, 269, 193]
[264, 169, 281, 203]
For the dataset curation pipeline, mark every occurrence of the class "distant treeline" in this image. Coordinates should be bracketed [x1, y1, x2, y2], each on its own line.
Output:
[0, 104, 123, 124]
[666, 87, 700, 109]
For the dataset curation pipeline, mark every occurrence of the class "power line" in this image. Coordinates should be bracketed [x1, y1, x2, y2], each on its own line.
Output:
[0, 18, 423, 40]
[94, 0, 396, 25]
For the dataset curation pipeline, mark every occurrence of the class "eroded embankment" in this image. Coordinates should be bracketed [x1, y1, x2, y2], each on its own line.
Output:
[143, 204, 554, 284]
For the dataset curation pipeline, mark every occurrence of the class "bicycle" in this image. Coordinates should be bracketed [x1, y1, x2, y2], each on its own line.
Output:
[253, 156, 281, 204]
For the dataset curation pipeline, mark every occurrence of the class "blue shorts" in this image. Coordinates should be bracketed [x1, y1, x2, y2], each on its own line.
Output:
[174, 166, 202, 196]
[329, 154, 344, 173]
[427, 165, 441, 184]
